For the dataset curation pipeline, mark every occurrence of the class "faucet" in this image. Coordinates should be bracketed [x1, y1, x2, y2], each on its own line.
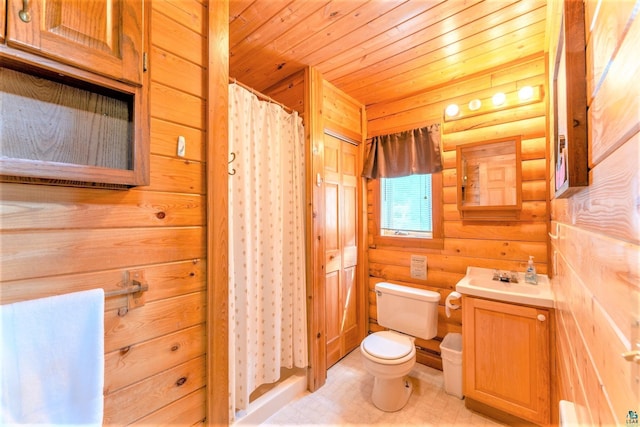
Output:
[492, 270, 519, 283]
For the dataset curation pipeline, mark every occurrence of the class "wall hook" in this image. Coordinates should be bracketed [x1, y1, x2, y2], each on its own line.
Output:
[229, 152, 236, 175]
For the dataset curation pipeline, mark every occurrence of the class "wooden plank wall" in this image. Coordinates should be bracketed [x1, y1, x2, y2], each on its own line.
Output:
[0, 1, 210, 424]
[365, 55, 549, 368]
[549, 0, 640, 424]
[264, 69, 306, 117]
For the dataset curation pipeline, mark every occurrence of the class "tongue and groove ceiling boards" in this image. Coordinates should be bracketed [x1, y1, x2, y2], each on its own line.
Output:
[229, 0, 548, 107]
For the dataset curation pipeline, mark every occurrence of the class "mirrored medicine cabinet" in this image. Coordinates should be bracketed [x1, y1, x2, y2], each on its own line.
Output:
[456, 137, 522, 220]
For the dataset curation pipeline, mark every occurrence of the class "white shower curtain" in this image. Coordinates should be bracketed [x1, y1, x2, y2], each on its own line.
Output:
[228, 83, 308, 418]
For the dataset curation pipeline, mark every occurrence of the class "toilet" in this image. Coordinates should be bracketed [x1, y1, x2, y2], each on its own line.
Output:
[360, 282, 440, 412]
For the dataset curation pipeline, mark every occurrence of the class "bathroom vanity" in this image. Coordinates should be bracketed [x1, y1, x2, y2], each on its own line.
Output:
[456, 267, 554, 425]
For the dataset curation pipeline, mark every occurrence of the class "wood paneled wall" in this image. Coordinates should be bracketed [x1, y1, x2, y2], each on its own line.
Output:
[0, 1, 211, 424]
[365, 55, 549, 369]
[549, 0, 640, 424]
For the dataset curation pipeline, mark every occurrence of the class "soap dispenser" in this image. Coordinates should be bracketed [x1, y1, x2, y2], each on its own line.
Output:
[525, 256, 537, 284]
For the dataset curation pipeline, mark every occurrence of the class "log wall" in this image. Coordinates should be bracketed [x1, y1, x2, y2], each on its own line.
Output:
[365, 55, 549, 368]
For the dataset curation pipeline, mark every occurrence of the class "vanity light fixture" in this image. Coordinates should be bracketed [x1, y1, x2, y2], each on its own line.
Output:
[518, 85, 534, 101]
[445, 103, 460, 117]
[492, 92, 506, 106]
[443, 85, 543, 122]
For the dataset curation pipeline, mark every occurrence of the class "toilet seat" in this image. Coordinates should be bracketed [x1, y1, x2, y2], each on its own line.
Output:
[362, 331, 412, 360]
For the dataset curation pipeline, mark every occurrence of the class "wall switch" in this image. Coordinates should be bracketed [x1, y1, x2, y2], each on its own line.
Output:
[410, 255, 427, 280]
[177, 135, 186, 157]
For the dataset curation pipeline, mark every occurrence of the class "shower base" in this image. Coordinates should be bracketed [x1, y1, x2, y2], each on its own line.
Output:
[234, 367, 307, 425]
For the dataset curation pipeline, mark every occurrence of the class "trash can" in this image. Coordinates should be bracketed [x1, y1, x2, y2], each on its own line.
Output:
[440, 332, 463, 399]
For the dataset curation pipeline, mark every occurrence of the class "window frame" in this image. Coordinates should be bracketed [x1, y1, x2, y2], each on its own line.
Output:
[371, 172, 444, 249]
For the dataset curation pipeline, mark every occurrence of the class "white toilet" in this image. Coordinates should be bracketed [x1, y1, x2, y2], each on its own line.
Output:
[360, 282, 440, 412]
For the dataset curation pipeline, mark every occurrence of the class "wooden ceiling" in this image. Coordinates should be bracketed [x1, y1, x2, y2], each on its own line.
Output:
[229, 0, 548, 107]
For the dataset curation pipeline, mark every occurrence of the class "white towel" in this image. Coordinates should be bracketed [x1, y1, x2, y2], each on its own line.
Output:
[0, 288, 105, 426]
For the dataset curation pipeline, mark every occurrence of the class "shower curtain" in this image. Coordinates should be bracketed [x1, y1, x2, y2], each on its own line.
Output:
[228, 83, 308, 419]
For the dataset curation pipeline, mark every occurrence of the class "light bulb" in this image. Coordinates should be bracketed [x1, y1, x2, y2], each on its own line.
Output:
[445, 104, 459, 117]
[518, 85, 534, 101]
[492, 92, 506, 106]
[468, 99, 481, 111]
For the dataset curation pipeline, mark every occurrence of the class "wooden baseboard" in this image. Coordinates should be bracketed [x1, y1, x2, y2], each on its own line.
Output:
[416, 347, 443, 371]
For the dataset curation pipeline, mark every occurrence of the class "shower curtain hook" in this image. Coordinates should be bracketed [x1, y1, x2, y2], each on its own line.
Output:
[228, 152, 236, 175]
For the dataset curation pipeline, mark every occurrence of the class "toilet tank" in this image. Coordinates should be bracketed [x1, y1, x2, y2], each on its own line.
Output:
[375, 282, 440, 340]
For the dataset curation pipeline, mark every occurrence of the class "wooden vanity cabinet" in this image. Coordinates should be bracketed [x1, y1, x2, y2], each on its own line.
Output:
[4, 0, 143, 85]
[462, 296, 551, 425]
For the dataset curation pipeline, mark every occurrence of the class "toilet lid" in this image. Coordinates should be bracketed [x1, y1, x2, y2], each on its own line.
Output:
[362, 331, 413, 360]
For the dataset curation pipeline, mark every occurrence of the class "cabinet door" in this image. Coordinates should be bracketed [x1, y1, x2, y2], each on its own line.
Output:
[463, 297, 550, 425]
[6, 0, 143, 85]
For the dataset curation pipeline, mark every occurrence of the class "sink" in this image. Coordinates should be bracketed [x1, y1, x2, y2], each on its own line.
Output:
[455, 266, 554, 308]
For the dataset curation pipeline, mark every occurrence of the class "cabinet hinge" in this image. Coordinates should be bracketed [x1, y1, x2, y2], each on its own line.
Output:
[143, 52, 148, 72]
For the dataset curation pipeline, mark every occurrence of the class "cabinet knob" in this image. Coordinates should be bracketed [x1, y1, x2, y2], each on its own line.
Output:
[537, 314, 546, 322]
[19, 0, 32, 23]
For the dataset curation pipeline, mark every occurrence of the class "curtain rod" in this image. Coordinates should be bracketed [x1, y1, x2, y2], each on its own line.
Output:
[229, 77, 294, 114]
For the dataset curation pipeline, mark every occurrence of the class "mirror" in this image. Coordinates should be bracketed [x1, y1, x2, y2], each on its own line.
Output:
[456, 137, 522, 219]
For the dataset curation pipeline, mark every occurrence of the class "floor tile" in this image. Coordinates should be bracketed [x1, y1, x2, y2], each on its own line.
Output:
[260, 349, 506, 426]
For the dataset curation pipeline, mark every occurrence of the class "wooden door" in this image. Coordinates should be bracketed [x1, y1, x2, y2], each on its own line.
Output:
[462, 296, 550, 425]
[6, 0, 143, 85]
[324, 133, 359, 368]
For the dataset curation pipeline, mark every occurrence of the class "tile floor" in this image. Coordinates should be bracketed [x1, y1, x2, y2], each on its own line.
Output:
[260, 349, 506, 426]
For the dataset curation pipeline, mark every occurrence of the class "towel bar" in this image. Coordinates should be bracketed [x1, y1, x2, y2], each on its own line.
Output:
[105, 281, 148, 297]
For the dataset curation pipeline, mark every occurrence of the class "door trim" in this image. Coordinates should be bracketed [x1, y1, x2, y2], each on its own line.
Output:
[306, 67, 367, 391]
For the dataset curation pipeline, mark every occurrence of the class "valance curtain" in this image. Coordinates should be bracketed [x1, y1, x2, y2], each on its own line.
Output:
[362, 124, 442, 179]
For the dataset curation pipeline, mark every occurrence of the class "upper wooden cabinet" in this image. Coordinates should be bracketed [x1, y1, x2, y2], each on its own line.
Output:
[4, 0, 143, 85]
[0, 0, 148, 188]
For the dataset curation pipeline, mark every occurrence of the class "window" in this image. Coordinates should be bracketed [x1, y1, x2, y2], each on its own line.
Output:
[373, 173, 443, 249]
[381, 174, 433, 238]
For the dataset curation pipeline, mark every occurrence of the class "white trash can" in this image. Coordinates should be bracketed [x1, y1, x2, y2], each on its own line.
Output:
[440, 332, 463, 399]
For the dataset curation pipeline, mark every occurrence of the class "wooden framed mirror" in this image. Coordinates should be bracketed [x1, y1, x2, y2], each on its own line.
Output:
[552, 0, 588, 198]
[456, 136, 522, 220]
